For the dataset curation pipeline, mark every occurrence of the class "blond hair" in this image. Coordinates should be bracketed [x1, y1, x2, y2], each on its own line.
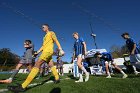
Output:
[72, 32, 79, 36]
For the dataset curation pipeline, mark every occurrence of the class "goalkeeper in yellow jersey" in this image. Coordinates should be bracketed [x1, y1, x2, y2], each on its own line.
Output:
[8, 24, 65, 92]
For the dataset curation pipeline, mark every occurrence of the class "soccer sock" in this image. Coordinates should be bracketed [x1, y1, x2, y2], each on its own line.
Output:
[8, 70, 19, 80]
[107, 72, 111, 76]
[22, 67, 39, 89]
[120, 70, 125, 75]
[79, 69, 83, 80]
[132, 65, 137, 72]
[81, 66, 88, 75]
[50, 66, 59, 80]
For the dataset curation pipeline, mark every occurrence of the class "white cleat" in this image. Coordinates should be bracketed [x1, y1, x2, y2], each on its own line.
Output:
[106, 75, 111, 78]
[122, 74, 128, 79]
[85, 72, 89, 82]
[134, 71, 140, 75]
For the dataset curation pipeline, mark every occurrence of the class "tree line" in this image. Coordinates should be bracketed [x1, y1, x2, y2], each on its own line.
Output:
[0, 45, 132, 66]
[0, 48, 20, 71]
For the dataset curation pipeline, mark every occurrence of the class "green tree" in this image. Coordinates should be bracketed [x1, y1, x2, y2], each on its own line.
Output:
[110, 45, 122, 58]
[110, 44, 129, 58]
[120, 45, 129, 55]
[0, 48, 20, 71]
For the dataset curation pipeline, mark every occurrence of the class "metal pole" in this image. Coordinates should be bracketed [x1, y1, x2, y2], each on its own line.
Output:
[89, 22, 98, 49]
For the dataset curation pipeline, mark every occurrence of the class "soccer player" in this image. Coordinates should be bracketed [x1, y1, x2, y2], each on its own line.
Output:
[8, 24, 64, 92]
[56, 57, 64, 76]
[72, 32, 89, 82]
[94, 52, 128, 78]
[0, 40, 34, 84]
[121, 32, 140, 75]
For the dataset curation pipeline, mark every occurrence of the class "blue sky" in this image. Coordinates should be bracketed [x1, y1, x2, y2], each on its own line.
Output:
[0, 0, 140, 62]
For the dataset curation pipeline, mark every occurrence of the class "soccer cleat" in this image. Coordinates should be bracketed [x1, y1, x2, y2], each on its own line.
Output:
[75, 79, 83, 83]
[7, 83, 25, 92]
[134, 71, 140, 75]
[85, 72, 89, 82]
[54, 79, 60, 84]
[111, 73, 114, 75]
[122, 74, 128, 79]
[106, 75, 111, 78]
[0, 79, 12, 84]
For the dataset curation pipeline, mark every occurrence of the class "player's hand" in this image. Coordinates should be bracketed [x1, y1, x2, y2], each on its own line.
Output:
[58, 49, 65, 57]
[131, 51, 135, 55]
[32, 52, 38, 58]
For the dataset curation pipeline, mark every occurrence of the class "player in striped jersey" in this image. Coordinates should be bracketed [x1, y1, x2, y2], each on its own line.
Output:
[72, 32, 89, 82]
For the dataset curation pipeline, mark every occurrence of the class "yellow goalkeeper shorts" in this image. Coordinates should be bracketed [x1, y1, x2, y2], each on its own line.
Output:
[39, 52, 53, 62]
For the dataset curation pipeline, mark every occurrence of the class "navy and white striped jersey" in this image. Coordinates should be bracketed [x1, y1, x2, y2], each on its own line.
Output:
[74, 37, 85, 57]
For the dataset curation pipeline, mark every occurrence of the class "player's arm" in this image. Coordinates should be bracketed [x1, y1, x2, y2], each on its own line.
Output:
[51, 32, 62, 50]
[82, 42, 87, 55]
[130, 39, 136, 55]
[131, 43, 136, 55]
[36, 46, 43, 54]
[72, 50, 76, 62]
[34, 43, 44, 56]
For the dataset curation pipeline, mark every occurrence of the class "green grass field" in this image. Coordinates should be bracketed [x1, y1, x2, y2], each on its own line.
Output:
[0, 73, 140, 93]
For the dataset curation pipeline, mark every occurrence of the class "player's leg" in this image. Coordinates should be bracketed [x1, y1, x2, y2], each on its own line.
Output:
[75, 68, 83, 82]
[27, 63, 33, 72]
[101, 61, 106, 74]
[0, 63, 23, 83]
[9, 63, 23, 80]
[7, 59, 44, 92]
[36, 63, 45, 79]
[60, 66, 64, 76]
[130, 55, 140, 75]
[108, 62, 114, 74]
[77, 55, 89, 82]
[48, 60, 60, 82]
[112, 63, 127, 78]
[58, 67, 61, 75]
[133, 54, 140, 74]
[37, 67, 44, 79]
[105, 61, 111, 78]
[44, 65, 49, 75]
[57, 65, 60, 75]
[21, 59, 44, 89]
[75, 57, 83, 82]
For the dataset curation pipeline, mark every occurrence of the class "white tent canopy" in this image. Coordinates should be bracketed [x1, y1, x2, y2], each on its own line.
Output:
[85, 49, 107, 58]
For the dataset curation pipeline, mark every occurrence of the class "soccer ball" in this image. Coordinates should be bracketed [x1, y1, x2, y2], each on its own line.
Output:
[58, 49, 65, 57]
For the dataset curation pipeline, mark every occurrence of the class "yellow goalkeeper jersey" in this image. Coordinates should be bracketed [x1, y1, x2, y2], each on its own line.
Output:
[39, 31, 61, 61]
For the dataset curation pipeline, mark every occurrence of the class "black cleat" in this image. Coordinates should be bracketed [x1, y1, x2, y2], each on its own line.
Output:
[54, 79, 60, 84]
[7, 83, 25, 92]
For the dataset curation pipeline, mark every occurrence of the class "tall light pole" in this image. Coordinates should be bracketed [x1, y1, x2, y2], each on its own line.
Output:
[89, 22, 98, 49]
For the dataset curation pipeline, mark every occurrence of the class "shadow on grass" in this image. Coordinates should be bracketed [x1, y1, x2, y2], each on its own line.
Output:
[126, 74, 140, 78]
[67, 74, 77, 80]
[49, 87, 61, 93]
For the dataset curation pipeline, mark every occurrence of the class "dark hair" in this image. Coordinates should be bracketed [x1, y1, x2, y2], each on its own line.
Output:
[94, 52, 101, 58]
[43, 24, 52, 31]
[25, 40, 32, 44]
[121, 32, 129, 37]
[43, 24, 49, 27]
